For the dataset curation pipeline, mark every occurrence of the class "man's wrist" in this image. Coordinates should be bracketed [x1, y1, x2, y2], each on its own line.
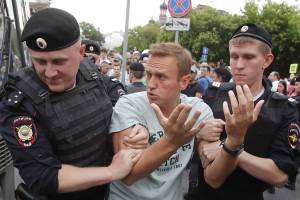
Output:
[221, 139, 244, 157]
[161, 136, 179, 153]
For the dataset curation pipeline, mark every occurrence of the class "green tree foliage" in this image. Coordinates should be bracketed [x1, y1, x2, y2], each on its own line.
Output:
[242, 1, 300, 77]
[126, 1, 300, 76]
[79, 21, 105, 46]
[127, 20, 161, 51]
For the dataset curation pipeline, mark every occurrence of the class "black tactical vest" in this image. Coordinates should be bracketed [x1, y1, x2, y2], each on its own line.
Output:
[5, 61, 113, 167]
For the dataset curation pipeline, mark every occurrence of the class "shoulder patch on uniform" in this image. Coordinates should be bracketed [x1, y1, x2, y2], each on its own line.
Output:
[288, 123, 300, 149]
[211, 81, 221, 88]
[6, 90, 24, 106]
[12, 116, 37, 147]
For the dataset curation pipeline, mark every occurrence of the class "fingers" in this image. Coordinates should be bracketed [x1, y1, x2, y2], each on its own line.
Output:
[184, 110, 201, 131]
[228, 90, 239, 114]
[253, 100, 264, 122]
[177, 104, 193, 127]
[131, 150, 142, 163]
[236, 85, 247, 113]
[151, 103, 168, 127]
[128, 124, 140, 138]
[125, 125, 148, 143]
[168, 103, 186, 125]
[243, 84, 254, 111]
[223, 101, 231, 122]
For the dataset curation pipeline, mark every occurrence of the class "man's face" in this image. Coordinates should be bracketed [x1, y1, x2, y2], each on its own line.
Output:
[295, 82, 300, 93]
[30, 42, 84, 92]
[229, 42, 273, 89]
[200, 67, 208, 76]
[146, 55, 189, 108]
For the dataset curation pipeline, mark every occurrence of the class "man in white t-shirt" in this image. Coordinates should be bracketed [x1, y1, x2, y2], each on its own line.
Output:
[109, 43, 214, 200]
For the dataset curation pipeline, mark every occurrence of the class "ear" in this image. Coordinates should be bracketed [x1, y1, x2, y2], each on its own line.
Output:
[262, 53, 274, 70]
[79, 44, 86, 61]
[180, 74, 191, 90]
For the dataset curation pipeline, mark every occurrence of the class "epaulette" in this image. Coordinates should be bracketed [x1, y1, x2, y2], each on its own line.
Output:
[5, 90, 24, 107]
[211, 81, 221, 88]
[219, 82, 235, 91]
[288, 97, 296, 103]
[271, 92, 289, 100]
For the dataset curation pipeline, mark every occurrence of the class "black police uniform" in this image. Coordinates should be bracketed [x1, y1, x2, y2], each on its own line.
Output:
[0, 8, 125, 200]
[190, 78, 299, 200]
[189, 23, 300, 200]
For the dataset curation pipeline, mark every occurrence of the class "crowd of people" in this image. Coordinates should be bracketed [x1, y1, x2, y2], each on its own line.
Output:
[0, 7, 299, 200]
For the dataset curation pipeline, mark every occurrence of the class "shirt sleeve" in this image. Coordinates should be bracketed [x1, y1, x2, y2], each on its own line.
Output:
[110, 95, 145, 133]
[269, 102, 299, 178]
[0, 96, 61, 196]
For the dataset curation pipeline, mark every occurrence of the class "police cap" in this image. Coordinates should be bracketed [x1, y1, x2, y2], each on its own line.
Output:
[231, 23, 272, 48]
[214, 67, 232, 82]
[21, 8, 80, 51]
[295, 74, 300, 82]
[82, 40, 101, 55]
[130, 62, 144, 72]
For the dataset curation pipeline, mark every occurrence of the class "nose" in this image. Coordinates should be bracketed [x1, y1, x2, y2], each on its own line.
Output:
[234, 58, 245, 71]
[44, 64, 58, 78]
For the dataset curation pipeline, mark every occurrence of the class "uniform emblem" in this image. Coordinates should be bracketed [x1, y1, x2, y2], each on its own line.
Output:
[89, 46, 94, 52]
[36, 37, 47, 49]
[241, 25, 248, 32]
[287, 123, 300, 149]
[13, 116, 37, 147]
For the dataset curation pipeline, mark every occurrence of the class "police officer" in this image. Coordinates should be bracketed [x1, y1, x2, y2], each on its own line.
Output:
[190, 23, 299, 200]
[82, 39, 101, 64]
[0, 8, 142, 200]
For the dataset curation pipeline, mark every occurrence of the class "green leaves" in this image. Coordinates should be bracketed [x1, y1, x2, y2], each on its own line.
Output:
[79, 22, 105, 46]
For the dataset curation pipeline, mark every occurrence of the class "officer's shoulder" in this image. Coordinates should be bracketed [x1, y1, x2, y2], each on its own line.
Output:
[1, 89, 25, 108]
[219, 82, 235, 91]
[270, 92, 298, 107]
[271, 92, 289, 101]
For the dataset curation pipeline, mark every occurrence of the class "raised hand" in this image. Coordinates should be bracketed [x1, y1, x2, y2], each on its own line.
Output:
[124, 124, 149, 149]
[196, 119, 225, 142]
[108, 149, 142, 181]
[152, 103, 202, 148]
[223, 85, 264, 147]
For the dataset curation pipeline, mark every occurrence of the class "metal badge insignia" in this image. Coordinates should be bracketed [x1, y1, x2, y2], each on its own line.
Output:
[241, 25, 248, 32]
[287, 123, 300, 149]
[89, 46, 94, 52]
[36, 37, 47, 49]
[13, 116, 37, 147]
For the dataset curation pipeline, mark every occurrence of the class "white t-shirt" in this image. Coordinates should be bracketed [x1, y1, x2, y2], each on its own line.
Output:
[109, 92, 213, 200]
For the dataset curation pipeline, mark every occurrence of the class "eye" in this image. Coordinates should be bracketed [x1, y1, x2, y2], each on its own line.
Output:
[34, 59, 47, 66]
[53, 59, 67, 66]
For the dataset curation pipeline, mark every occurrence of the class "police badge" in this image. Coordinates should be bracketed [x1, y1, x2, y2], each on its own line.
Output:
[13, 116, 37, 147]
[287, 123, 300, 149]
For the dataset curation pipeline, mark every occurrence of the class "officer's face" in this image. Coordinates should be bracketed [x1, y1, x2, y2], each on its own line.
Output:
[30, 42, 84, 92]
[146, 55, 190, 110]
[229, 41, 273, 91]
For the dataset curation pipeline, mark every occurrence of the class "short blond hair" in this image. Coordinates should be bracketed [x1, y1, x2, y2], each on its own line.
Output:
[229, 36, 272, 55]
[149, 43, 192, 77]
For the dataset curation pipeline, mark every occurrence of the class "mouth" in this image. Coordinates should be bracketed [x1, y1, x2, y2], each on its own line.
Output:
[147, 92, 158, 100]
